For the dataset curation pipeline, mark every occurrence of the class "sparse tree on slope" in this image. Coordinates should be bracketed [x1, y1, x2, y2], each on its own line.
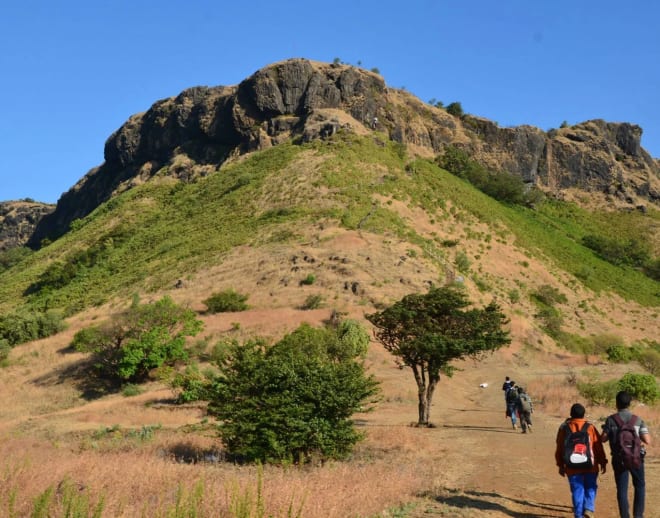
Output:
[366, 285, 510, 426]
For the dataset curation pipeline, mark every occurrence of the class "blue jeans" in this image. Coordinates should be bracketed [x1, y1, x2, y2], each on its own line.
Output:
[568, 472, 598, 518]
[506, 403, 517, 425]
[614, 464, 645, 518]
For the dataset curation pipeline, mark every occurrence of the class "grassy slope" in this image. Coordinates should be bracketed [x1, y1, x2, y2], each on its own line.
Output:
[0, 132, 658, 317]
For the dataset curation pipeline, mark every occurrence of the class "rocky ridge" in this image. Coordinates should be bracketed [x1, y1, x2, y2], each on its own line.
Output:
[2, 58, 658, 250]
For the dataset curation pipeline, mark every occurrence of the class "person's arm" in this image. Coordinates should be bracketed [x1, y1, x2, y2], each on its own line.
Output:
[555, 425, 566, 476]
[640, 432, 651, 446]
[591, 425, 608, 474]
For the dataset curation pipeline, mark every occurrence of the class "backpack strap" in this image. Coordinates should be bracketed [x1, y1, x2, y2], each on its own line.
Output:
[612, 413, 638, 429]
[580, 422, 591, 433]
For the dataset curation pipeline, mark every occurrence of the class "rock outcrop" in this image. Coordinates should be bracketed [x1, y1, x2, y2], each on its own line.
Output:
[21, 58, 660, 248]
[0, 201, 55, 250]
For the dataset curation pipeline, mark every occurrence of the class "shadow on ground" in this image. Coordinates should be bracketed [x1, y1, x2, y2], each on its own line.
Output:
[426, 488, 572, 518]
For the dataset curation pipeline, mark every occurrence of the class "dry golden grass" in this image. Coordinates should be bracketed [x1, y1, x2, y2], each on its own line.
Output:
[2, 221, 659, 517]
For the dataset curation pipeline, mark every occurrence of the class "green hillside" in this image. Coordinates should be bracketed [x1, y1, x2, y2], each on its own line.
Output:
[1, 131, 658, 317]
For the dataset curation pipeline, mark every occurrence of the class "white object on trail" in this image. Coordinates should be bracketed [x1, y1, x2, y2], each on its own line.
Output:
[479, 383, 488, 388]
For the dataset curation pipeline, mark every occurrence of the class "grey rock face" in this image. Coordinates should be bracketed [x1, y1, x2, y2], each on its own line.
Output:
[22, 58, 660, 248]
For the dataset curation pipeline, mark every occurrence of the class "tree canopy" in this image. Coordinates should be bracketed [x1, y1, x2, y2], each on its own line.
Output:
[366, 285, 510, 426]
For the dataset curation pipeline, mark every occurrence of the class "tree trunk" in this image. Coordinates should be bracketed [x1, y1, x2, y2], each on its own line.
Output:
[418, 384, 430, 426]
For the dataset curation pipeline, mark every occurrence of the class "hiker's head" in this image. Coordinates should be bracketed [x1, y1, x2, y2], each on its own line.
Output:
[505, 376, 510, 381]
[616, 391, 632, 410]
[570, 403, 586, 419]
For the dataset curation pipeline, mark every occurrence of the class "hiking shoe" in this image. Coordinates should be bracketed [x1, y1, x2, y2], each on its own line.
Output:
[583, 510, 594, 518]
[527, 424, 532, 433]
[521, 429, 527, 434]
[512, 423, 516, 429]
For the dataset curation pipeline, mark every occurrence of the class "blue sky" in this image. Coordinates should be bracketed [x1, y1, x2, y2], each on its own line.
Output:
[2, 0, 659, 203]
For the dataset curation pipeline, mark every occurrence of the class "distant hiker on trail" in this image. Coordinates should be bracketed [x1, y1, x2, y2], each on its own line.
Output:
[601, 390, 652, 518]
[502, 376, 514, 400]
[505, 381, 519, 429]
[371, 116, 378, 129]
[555, 403, 607, 518]
[515, 386, 533, 433]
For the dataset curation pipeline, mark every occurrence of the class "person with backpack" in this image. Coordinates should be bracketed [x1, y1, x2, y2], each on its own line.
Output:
[505, 381, 519, 429]
[601, 391, 652, 518]
[555, 403, 607, 518]
[515, 386, 533, 433]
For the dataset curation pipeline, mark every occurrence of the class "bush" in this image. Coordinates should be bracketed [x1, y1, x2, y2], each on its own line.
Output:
[531, 285, 567, 306]
[577, 378, 619, 406]
[207, 322, 379, 464]
[446, 102, 464, 117]
[300, 294, 324, 310]
[203, 289, 249, 313]
[582, 234, 651, 267]
[300, 274, 316, 286]
[638, 349, 660, 376]
[72, 296, 203, 383]
[0, 309, 66, 346]
[617, 372, 660, 404]
[606, 344, 637, 363]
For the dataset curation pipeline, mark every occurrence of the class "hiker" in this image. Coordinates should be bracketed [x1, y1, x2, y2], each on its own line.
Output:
[502, 376, 514, 401]
[371, 116, 378, 129]
[601, 390, 652, 518]
[505, 381, 519, 429]
[555, 403, 607, 518]
[515, 386, 533, 433]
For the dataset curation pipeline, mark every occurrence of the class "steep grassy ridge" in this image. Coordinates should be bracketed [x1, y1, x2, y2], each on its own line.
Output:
[0, 132, 658, 318]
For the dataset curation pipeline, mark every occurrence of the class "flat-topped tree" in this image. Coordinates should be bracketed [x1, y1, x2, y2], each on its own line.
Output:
[366, 285, 510, 427]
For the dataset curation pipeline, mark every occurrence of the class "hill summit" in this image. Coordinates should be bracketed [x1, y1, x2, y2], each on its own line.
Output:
[7, 57, 658, 250]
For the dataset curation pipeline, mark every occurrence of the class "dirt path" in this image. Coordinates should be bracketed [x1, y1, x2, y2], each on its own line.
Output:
[386, 353, 660, 517]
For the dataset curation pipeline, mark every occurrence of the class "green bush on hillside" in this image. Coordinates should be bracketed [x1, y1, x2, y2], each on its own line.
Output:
[207, 321, 379, 464]
[436, 145, 540, 206]
[582, 234, 651, 268]
[617, 372, 660, 404]
[0, 246, 33, 272]
[203, 289, 249, 313]
[72, 296, 203, 383]
[0, 309, 66, 346]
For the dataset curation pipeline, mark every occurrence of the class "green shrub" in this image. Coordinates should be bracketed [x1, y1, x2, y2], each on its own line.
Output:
[446, 102, 464, 117]
[0, 246, 33, 272]
[638, 349, 660, 376]
[577, 378, 619, 406]
[531, 285, 567, 306]
[203, 289, 249, 313]
[172, 364, 214, 403]
[72, 296, 203, 383]
[454, 251, 471, 273]
[207, 322, 380, 464]
[582, 234, 651, 268]
[617, 372, 660, 404]
[300, 294, 324, 310]
[508, 289, 521, 304]
[300, 274, 316, 286]
[606, 344, 635, 363]
[0, 309, 66, 346]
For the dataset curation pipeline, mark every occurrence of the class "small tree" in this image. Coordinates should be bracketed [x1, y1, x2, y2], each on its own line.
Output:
[366, 285, 510, 426]
[207, 321, 379, 463]
[446, 102, 464, 117]
[72, 296, 203, 383]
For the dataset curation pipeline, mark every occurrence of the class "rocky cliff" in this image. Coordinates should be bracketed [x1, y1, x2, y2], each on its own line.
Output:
[18, 58, 660, 248]
[0, 201, 54, 251]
